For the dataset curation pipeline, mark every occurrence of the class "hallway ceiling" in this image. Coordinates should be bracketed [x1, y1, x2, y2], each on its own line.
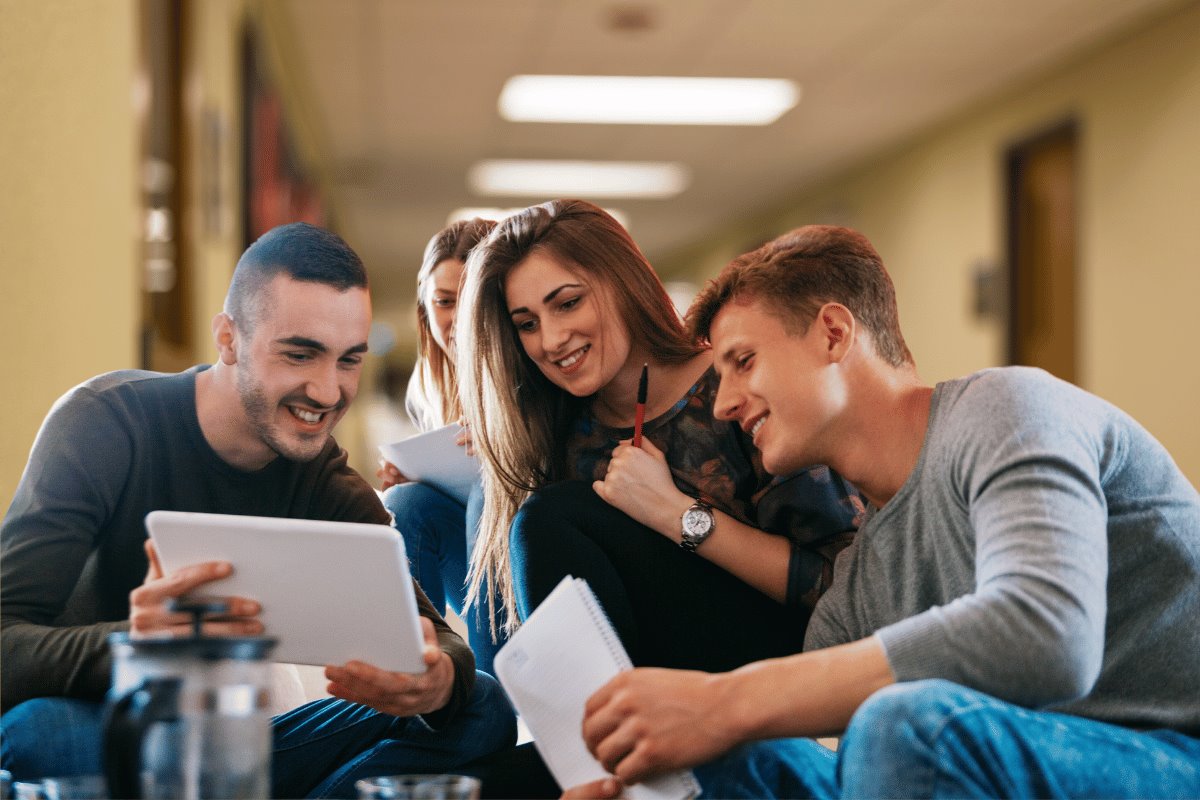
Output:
[275, 0, 1181, 307]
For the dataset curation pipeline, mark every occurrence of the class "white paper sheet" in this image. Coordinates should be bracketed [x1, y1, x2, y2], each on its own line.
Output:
[378, 424, 480, 505]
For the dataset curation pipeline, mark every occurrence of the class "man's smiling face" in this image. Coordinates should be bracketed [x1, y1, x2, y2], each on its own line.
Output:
[232, 274, 371, 465]
[710, 297, 843, 476]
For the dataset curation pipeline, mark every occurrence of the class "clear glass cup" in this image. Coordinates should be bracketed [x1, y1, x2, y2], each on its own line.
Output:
[11, 782, 45, 800]
[39, 776, 107, 800]
[355, 774, 481, 800]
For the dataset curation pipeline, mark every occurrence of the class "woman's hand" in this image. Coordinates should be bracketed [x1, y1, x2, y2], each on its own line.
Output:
[324, 617, 455, 717]
[377, 459, 410, 491]
[455, 419, 476, 456]
[592, 437, 688, 536]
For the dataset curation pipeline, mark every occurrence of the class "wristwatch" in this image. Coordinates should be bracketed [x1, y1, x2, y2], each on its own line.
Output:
[680, 500, 716, 553]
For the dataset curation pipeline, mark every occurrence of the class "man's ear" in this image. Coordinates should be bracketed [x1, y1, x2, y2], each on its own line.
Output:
[212, 312, 239, 365]
[814, 303, 856, 363]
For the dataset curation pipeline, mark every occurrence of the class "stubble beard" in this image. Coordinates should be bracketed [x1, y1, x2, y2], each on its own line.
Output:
[236, 367, 328, 464]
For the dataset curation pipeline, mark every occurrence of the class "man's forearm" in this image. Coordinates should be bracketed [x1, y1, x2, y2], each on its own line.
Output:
[0, 618, 128, 712]
[721, 636, 896, 742]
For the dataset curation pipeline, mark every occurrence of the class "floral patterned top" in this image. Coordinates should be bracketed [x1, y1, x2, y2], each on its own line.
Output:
[565, 366, 865, 610]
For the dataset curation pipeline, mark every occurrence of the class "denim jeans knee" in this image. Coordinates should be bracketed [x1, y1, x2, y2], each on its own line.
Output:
[839, 680, 989, 797]
[840, 680, 1200, 799]
[695, 739, 838, 800]
[0, 697, 106, 779]
[273, 671, 517, 799]
[382, 481, 467, 612]
[382, 481, 464, 532]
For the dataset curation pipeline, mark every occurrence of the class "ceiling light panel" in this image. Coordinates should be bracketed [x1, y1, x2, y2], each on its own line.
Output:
[499, 75, 800, 125]
[468, 159, 689, 199]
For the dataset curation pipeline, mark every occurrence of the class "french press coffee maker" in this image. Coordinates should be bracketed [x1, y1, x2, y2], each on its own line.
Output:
[103, 600, 277, 799]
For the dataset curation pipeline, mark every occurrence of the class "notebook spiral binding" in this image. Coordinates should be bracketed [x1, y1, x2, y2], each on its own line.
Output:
[573, 578, 701, 800]
[574, 579, 634, 671]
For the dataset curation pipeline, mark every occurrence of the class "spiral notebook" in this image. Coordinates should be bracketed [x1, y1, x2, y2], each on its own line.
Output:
[493, 576, 700, 800]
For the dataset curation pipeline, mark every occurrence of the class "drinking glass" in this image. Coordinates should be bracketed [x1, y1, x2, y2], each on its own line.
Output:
[11, 782, 45, 800]
[355, 774, 481, 800]
[39, 776, 107, 800]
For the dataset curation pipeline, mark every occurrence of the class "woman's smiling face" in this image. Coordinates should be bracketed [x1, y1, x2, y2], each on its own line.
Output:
[504, 250, 630, 397]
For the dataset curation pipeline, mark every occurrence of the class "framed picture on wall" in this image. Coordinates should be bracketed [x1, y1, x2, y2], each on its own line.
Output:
[241, 24, 325, 246]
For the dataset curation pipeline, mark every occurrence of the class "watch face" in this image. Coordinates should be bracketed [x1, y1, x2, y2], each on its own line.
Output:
[682, 506, 713, 539]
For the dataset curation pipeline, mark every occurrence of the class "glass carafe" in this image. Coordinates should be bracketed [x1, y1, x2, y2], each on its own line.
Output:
[103, 603, 276, 799]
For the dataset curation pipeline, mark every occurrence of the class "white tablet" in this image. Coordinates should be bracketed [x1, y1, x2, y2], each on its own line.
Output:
[145, 510, 427, 673]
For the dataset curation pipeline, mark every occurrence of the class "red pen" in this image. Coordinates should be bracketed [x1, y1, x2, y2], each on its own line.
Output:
[632, 363, 648, 448]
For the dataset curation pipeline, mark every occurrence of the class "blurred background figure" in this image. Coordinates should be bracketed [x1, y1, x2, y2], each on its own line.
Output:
[378, 217, 506, 675]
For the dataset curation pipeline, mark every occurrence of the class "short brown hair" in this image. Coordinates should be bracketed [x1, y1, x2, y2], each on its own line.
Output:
[688, 225, 913, 367]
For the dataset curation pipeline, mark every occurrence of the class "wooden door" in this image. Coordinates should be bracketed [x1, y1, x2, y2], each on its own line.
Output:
[1006, 122, 1078, 383]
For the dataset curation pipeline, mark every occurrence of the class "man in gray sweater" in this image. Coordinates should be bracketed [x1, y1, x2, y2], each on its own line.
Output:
[569, 225, 1199, 798]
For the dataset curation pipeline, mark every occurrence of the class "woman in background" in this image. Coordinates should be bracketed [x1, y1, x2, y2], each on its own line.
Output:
[456, 199, 863, 672]
[378, 217, 506, 674]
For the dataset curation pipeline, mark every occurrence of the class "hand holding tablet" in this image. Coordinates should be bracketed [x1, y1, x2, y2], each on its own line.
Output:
[323, 616, 456, 716]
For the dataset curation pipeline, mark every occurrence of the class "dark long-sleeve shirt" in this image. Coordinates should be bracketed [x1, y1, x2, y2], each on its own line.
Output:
[1, 367, 474, 725]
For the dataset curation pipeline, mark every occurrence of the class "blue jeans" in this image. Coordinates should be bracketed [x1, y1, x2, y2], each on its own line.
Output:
[383, 480, 506, 675]
[273, 671, 516, 798]
[0, 672, 516, 798]
[695, 680, 1200, 799]
[1, 697, 105, 779]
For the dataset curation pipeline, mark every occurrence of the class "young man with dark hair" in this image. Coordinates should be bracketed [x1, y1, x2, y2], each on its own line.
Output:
[569, 225, 1200, 799]
[1, 222, 515, 797]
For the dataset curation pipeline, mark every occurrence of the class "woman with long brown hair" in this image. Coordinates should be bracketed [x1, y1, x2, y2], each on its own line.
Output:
[457, 199, 863, 671]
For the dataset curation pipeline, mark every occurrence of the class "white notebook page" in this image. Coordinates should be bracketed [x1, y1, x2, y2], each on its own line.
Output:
[494, 576, 699, 800]
[377, 424, 479, 504]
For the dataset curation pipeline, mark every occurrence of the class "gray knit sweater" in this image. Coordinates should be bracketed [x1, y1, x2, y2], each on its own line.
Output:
[805, 367, 1200, 735]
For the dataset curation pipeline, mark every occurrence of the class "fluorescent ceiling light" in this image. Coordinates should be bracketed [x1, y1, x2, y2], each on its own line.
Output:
[499, 75, 800, 125]
[468, 159, 688, 199]
[448, 206, 628, 229]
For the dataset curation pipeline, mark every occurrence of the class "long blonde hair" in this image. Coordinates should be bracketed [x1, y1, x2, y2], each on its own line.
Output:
[405, 218, 497, 431]
[457, 199, 704, 635]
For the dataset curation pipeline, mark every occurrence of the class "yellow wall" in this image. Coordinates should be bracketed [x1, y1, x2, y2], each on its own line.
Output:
[0, 0, 382, 506]
[182, 0, 250, 358]
[4, 2, 1197, 502]
[0, 0, 141, 506]
[660, 2, 1200, 486]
